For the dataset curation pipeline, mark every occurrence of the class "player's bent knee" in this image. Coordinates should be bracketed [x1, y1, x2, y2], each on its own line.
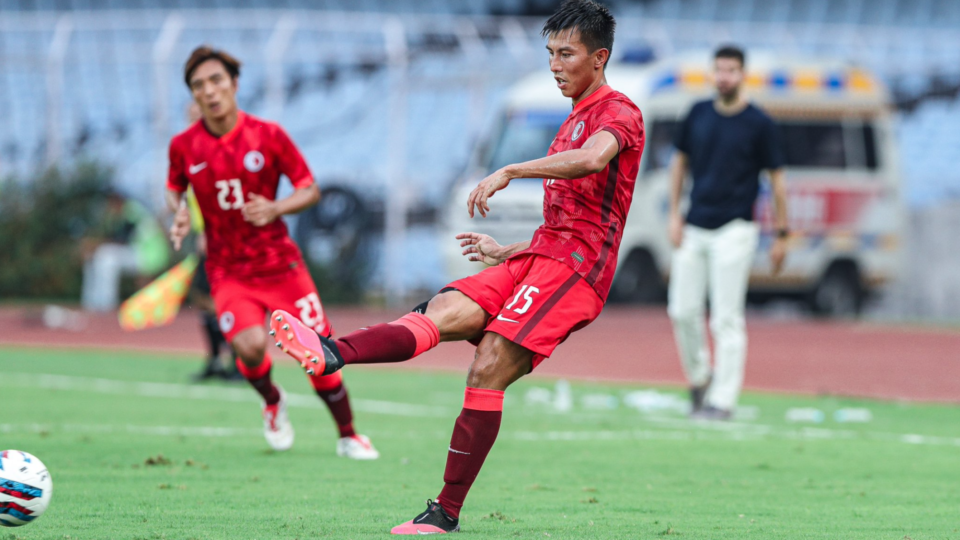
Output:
[426, 290, 467, 319]
[232, 327, 267, 365]
[427, 290, 486, 341]
[467, 334, 532, 390]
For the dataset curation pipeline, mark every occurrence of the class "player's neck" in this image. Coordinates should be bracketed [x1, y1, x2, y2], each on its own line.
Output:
[572, 76, 607, 108]
[714, 92, 747, 115]
[203, 109, 239, 137]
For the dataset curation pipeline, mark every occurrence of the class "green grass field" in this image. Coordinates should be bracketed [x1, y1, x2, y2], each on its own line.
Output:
[1, 346, 959, 539]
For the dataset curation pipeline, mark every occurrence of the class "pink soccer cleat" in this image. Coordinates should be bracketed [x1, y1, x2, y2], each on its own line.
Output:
[390, 499, 460, 535]
[269, 310, 344, 376]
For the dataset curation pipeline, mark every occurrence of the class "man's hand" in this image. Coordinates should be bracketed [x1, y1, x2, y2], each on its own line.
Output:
[668, 213, 685, 248]
[242, 193, 280, 227]
[456, 232, 505, 266]
[467, 169, 512, 218]
[169, 205, 191, 251]
[770, 237, 787, 275]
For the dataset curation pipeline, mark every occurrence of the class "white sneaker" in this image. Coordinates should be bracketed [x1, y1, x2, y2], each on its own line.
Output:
[337, 434, 379, 460]
[262, 386, 295, 451]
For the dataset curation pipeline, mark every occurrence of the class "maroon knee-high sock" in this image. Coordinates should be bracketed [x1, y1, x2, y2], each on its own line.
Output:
[236, 354, 280, 405]
[337, 313, 439, 365]
[310, 371, 356, 438]
[436, 387, 504, 519]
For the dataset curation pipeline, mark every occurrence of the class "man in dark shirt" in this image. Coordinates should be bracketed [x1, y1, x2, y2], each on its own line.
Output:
[667, 45, 789, 420]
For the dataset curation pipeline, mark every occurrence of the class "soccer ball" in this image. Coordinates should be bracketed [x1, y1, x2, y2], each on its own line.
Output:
[0, 450, 53, 527]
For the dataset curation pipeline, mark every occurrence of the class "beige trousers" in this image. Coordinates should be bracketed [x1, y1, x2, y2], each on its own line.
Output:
[667, 219, 759, 410]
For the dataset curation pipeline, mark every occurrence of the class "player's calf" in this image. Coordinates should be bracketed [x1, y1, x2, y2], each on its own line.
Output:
[466, 333, 533, 390]
[232, 326, 269, 369]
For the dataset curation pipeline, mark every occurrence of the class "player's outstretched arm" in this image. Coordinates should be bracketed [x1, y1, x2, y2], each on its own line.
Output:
[165, 189, 191, 252]
[467, 130, 619, 218]
[456, 232, 530, 266]
[242, 184, 321, 227]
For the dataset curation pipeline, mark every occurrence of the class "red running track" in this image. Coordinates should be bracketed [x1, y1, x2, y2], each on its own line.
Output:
[1, 306, 958, 403]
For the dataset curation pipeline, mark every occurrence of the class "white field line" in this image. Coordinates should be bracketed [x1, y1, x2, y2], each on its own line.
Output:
[3, 373, 960, 448]
[0, 423, 260, 438]
[0, 372, 450, 418]
[2, 421, 959, 448]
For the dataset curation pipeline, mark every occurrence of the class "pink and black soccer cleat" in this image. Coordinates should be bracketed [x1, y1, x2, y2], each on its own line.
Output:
[390, 499, 460, 535]
[269, 310, 344, 376]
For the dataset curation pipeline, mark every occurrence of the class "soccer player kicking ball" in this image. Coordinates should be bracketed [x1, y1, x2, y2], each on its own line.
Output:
[274, 0, 643, 533]
[166, 46, 377, 460]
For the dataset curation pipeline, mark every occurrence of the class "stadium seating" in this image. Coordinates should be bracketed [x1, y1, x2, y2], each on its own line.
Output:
[0, 1, 958, 212]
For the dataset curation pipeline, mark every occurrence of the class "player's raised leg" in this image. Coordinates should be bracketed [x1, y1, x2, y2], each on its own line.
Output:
[390, 332, 531, 534]
[271, 289, 488, 374]
[233, 325, 294, 451]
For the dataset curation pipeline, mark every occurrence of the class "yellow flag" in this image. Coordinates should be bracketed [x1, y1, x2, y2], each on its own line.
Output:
[118, 255, 198, 331]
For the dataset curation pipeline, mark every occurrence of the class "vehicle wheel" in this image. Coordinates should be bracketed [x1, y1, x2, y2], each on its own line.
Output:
[294, 185, 373, 280]
[809, 264, 863, 317]
[609, 249, 664, 304]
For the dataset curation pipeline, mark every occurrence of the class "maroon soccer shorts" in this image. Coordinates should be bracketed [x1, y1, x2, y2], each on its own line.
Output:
[210, 265, 333, 342]
[445, 253, 603, 370]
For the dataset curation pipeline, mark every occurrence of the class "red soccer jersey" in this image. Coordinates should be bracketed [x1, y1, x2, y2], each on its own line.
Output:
[527, 85, 645, 302]
[167, 111, 314, 283]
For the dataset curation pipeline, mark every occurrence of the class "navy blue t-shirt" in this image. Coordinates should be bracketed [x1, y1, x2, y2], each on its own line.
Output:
[674, 100, 783, 230]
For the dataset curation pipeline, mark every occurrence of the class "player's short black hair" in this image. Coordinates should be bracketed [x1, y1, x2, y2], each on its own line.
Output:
[541, 0, 616, 61]
[714, 45, 746, 67]
[184, 45, 242, 88]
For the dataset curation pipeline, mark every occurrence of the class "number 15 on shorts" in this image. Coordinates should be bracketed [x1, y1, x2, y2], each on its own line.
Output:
[500, 285, 540, 323]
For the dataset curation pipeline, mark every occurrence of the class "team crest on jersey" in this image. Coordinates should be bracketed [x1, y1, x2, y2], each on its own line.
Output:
[243, 150, 265, 172]
[219, 312, 235, 333]
[571, 121, 585, 141]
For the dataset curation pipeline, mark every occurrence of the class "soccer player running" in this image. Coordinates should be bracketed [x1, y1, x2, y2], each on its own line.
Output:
[667, 46, 789, 421]
[271, 1, 644, 534]
[166, 46, 378, 459]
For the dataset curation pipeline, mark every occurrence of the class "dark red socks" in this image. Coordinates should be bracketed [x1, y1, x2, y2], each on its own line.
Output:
[310, 371, 356, 438]
[336, 313, 440, 365]
[236, 354, 280, 405]
[436, 387, 505, 519]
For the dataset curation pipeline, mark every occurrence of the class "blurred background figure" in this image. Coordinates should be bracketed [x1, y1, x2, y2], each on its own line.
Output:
[666, 46, 787, 421]
[80, 189, 170, 312]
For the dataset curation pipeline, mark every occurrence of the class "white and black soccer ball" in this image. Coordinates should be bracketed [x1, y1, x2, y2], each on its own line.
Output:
[0, 450, 53, 527]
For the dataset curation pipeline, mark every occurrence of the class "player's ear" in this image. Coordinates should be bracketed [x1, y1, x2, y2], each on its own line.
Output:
[594, 48, 609, 71]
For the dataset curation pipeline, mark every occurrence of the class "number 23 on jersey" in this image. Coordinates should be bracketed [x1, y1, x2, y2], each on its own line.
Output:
[215, 179, 244, 210]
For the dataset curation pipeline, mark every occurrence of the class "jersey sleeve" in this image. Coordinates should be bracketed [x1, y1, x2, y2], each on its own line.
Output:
[166, 139, 188, 193]
[595, 101, 643, 154]
[274, 126, 314, 189]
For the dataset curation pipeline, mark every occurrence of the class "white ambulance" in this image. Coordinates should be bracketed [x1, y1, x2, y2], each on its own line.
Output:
[442, 52, 902, 316]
